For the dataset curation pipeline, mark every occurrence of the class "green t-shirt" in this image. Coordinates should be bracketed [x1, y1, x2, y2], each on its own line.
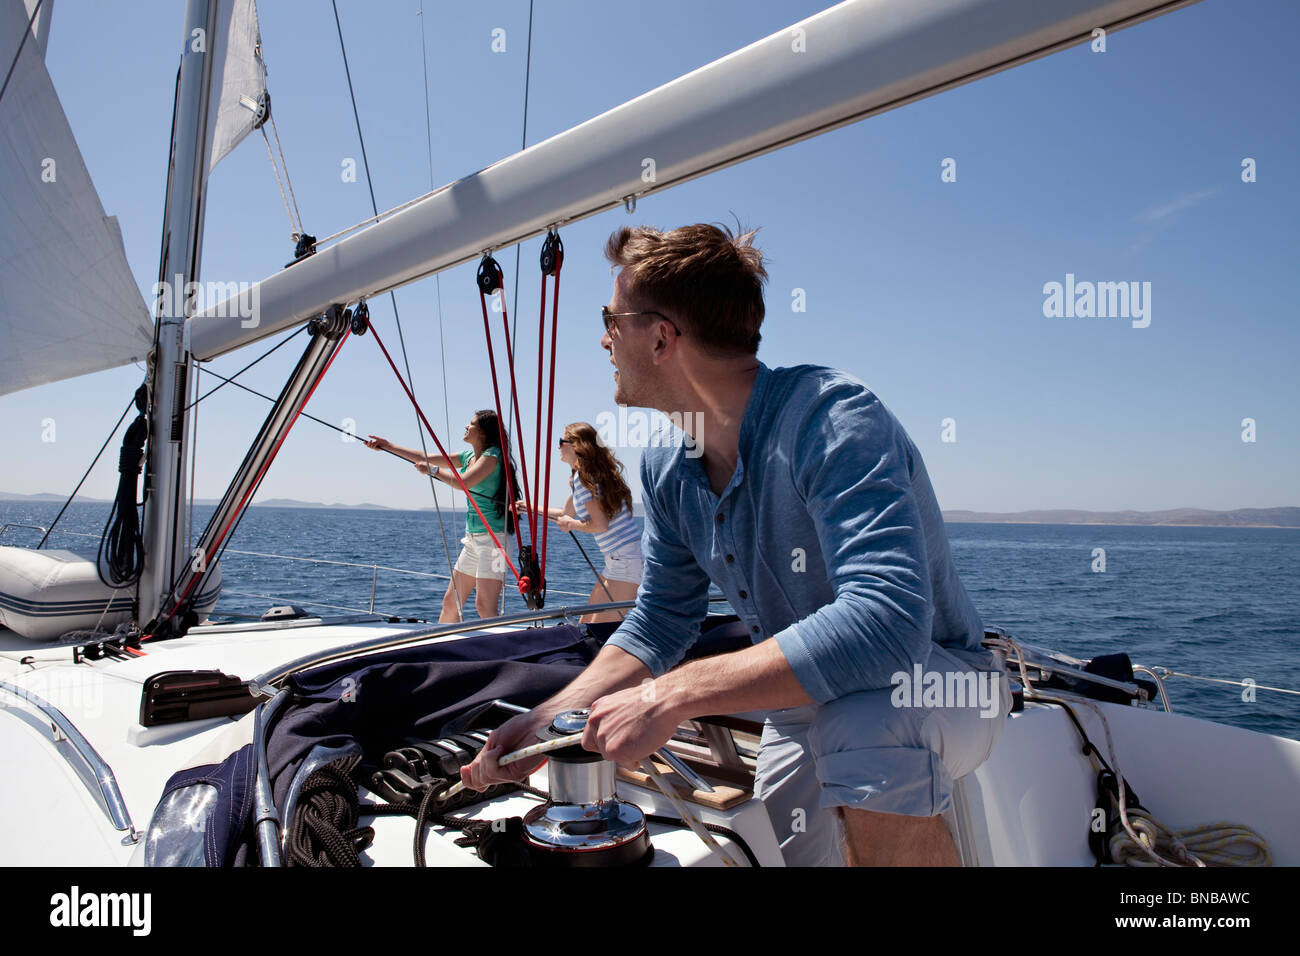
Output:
[457, 446, 504, 534]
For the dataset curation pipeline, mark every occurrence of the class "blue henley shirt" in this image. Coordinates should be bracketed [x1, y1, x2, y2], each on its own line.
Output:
[607, 362, 987, 705]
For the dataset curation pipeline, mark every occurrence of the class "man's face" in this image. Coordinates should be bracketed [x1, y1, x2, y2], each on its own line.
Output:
[602, 270, 658, 408]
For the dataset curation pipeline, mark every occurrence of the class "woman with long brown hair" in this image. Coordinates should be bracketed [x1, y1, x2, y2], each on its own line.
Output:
[523, 422, 641, 624]
[365, 409, 521, 622]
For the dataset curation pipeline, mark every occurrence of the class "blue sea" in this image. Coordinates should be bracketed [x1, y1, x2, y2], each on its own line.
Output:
[4, 501, 1298, 739]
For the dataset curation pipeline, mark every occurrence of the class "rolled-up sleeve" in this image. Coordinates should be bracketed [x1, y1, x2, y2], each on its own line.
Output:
[606, 455, 711, 675]
[772, 384, 934, 703]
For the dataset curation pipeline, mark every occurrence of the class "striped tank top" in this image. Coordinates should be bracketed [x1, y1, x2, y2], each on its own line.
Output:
[570, 472, 641, 556]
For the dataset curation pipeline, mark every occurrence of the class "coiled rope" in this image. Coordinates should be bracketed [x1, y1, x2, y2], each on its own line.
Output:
[990, 633, 1273, 867]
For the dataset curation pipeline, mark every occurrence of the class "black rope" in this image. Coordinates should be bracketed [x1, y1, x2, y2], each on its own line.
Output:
[568, 530, 620, 609]
[284, 762, 375, 867]
[192, 366, 357, 439]
[0, 0, 42, 107]
[284, 754, 760, 868]
[37, 395, 136, 549]
[97, 386, 150, 588]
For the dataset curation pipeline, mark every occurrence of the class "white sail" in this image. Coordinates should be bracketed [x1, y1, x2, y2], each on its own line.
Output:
[205, 0, 267, 176]
[0, 0, 152, 396]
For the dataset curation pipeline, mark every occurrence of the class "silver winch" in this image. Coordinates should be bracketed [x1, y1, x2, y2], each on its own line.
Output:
[522, 709, 653, 866]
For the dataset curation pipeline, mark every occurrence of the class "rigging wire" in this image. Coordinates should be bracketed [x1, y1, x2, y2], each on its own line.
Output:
[0, 0, 42, 107]
[312, 189, 438, 247]
[501, 0, 536, 614]
[267, 114, 304, 234]
[185, 324, 307, 410]
[504, 0, 536, 466]
[190, 368, 348, 438]
[332, 0, 459, 600]
[418, 2, 459, 548]
[147, 334, 354, 637]
[417, 0, 461, 575]
[189, 366, 499, 510]
[261, 127, 301, 239]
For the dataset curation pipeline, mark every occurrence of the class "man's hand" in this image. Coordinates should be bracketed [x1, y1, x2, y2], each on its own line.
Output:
[414, 461, 432, 476]
[583, 681, 681, 768]
[459, 710, 551, 792]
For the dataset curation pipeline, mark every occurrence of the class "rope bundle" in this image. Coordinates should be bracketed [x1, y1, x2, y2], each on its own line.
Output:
[1109, 810, 1272, 867]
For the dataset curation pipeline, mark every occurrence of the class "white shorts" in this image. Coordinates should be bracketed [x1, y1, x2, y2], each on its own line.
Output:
[754, 644, 1012, 865]
[453, 532, 507, 581]
[601, 547, 643, 585]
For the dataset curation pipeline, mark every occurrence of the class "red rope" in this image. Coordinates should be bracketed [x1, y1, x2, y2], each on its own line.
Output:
[533, 271, 547, 546]
[370, 320, 522, 586]
[475, 275, 528, 590]
[540, 257, 562, 583]
[493, 279, 538, 551]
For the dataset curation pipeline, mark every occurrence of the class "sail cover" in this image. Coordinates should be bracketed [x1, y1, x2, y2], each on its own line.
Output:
[0, 0, 152, 396]
[206, 0, 267, 176]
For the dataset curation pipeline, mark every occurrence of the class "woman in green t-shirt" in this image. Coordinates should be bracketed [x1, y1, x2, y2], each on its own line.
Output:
[365, 409, 520, 622]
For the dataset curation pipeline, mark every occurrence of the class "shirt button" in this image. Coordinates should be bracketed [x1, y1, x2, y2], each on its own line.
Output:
[751, 625, 761, 634]
[738, 590, 748, 599]
[725, 554, 735, 563]
[716, 513, 725, 523]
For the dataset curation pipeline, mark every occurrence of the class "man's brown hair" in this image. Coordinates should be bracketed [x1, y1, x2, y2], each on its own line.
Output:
[604, 223, 767, 355]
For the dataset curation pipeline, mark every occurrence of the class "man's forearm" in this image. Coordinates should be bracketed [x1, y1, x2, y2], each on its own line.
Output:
[652, 638, 813, 721]
[580, 638, 814, 769]
[542, 644, 652, 713]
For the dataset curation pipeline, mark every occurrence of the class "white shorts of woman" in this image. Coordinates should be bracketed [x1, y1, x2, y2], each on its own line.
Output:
[601, 547, 643, 585]
[453, 532, 507, 581]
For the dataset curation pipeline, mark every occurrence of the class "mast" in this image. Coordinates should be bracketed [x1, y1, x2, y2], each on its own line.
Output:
[140, 0, 218, 625]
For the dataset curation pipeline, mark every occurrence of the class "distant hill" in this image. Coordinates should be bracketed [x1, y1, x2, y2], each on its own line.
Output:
[253, 498, 396, 510]
[943, 508, 1300, 528]
[0, 491, 402, 511]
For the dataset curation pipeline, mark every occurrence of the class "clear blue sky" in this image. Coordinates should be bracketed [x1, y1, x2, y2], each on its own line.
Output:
[5, 0, 1298, 513]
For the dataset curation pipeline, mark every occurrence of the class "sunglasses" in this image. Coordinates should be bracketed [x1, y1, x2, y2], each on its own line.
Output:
[601, 305, 682, 336]
[558, 438, 572, 447]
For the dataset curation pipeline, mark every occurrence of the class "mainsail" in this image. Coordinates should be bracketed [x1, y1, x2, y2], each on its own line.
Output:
[0, 0, 152, 396]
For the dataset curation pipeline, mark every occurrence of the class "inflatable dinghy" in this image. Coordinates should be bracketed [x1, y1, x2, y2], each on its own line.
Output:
[0, 546, 221, 640]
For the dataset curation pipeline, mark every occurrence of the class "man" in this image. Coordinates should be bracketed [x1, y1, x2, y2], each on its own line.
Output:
[462, 223, 1010, 866]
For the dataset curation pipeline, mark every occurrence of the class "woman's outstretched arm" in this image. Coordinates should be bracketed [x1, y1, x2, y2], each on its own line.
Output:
[365, 435, 455, 468]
